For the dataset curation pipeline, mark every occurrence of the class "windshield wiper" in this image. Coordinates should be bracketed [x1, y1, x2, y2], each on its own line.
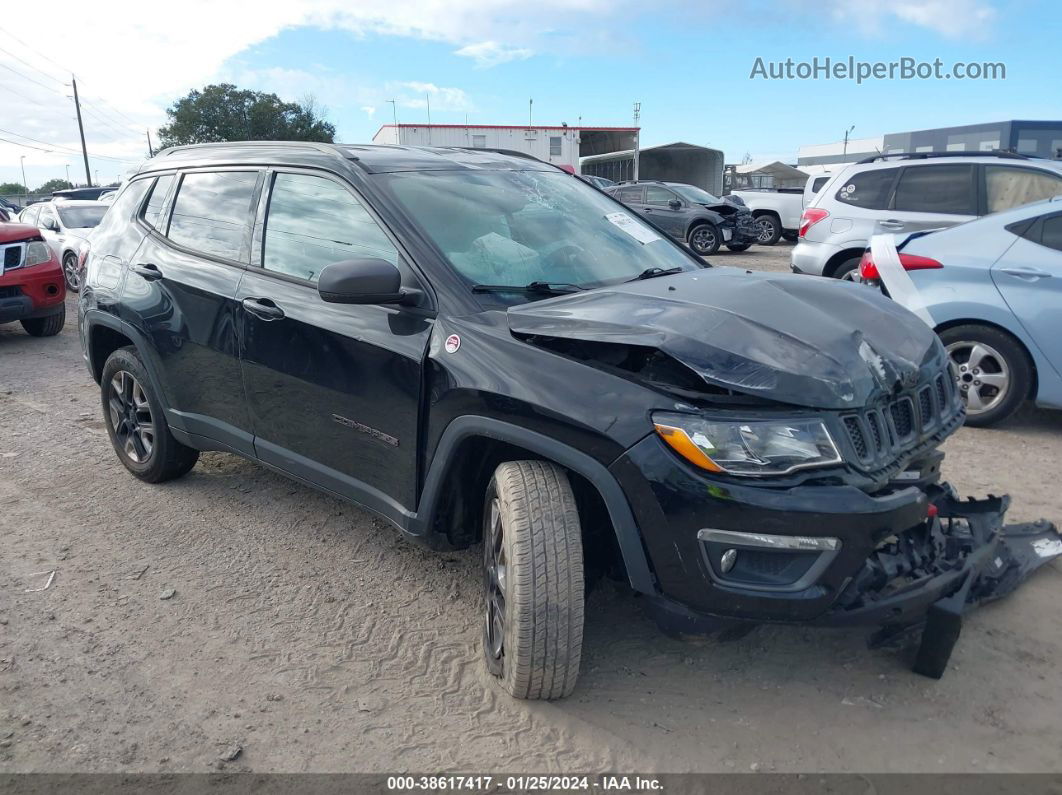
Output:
[626, 266, 685, 282]
[472, 281, 586, 295]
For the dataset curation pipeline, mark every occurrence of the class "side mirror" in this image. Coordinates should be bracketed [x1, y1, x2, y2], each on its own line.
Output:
[42, 218, 59, 231]
[668, 199, 682, 210]
[318, 258, 413, 305]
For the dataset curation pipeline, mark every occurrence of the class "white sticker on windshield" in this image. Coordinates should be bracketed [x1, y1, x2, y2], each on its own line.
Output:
[605, 212, 661, 245]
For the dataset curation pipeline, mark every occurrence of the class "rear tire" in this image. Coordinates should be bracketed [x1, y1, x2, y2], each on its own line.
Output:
[482, 460, 584, 700]
[726, 242, 752, 252]
[833, 256, 862, 281]
[20, 305, 65, 337]
[753, 213, 782, 245]
[101, 347, 199, 482]
[782, 231, 798, 242]
[939, 324, 1031, 427]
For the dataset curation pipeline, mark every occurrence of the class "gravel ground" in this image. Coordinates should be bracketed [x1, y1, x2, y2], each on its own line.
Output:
[2, 242, 1061, 773]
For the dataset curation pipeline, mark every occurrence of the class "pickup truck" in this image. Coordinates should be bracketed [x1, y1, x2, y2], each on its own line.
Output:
[732, 175, 831, 245]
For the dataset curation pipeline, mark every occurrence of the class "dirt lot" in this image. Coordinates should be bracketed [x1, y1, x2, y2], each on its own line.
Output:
[2, 242, 1061, 773]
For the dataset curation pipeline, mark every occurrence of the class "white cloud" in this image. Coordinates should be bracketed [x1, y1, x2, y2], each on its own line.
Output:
[454, 41, 534, 68]
[361, 106, 377, 118]
[821, 0, 997, 38]
[395, 81, 475, 112]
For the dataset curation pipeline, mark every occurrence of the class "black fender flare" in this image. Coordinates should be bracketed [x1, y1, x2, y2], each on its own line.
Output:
[82, 310, 175, 424]
[685, 213, 724, 240]
[414, 416, 657, 595]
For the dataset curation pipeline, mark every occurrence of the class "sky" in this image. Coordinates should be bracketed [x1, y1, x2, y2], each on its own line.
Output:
[1, 0, 1059, 190]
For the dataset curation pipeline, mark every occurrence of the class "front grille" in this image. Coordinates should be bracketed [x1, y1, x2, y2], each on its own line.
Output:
[890, 398, 915, 439]
[841, 369, 959, 472]
[0, 286, 21, 299]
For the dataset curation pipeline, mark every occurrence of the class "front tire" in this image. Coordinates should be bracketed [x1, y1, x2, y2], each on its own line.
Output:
[939, 325, 1031, 427]
[482, 461, 584, 700]
[101, 347, 199, 482]
[726, 242, 752, 252]
[20, 305, 65, 337]
[753, 213, 782, 245]
[62, 252, 81, 292]
[688, 223, 720, 256]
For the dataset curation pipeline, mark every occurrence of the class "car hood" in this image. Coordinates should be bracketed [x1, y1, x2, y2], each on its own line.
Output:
[506, 267, 943, 409]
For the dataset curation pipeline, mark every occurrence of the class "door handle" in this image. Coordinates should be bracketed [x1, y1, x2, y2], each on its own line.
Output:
[242, 297, 285, 320]
[132, 263, 162, 281]
[999, 266, 1052, 280]
[879, 219, 905, 230]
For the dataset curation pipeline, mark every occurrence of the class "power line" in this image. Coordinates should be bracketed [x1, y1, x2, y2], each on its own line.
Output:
[0, 43, 67, 87]
[0, 80, 48, 108]
[0, 128, 141, 164]
[0, 25, 146, 133]
[0, 60, 68, 96]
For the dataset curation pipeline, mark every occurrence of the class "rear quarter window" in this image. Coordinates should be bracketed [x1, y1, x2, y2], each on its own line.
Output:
[834, 168, 899, 210]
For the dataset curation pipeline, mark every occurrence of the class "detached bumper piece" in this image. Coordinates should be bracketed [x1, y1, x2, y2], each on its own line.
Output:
[825, 488, 1061, 678]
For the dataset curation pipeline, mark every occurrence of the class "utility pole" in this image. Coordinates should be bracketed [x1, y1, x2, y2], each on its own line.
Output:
[632, 102, 641, 182]
[426, 93, 431, 145]
[20, 155, 27, 192]
[528, 98, 533, 129]
[72, 76, 92, 186]
[842, 124, 855, 159]
[387, 99, 398, 127]
[146, 129, 154, 158]
[65, 164, 70, 185]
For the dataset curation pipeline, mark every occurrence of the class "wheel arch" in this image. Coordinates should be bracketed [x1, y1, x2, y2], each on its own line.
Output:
[415, 416, 656, 595]
[822, 247, 866, 278]
[934, 318, 1039, 399]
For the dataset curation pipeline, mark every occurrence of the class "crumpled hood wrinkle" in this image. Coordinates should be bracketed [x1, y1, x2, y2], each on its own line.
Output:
[506, 268, 943, 409]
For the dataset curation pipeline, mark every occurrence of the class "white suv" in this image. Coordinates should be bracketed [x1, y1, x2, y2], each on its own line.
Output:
[791, 152, 1062, 279]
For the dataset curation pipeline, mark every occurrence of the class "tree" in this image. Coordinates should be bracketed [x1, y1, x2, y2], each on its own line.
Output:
[35, 178, 73, 193]
[157, 84, 336, 149]
[0, 182, 28, 195]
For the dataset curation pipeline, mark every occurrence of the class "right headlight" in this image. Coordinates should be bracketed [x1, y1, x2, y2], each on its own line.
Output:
[652, 412, 842, 477]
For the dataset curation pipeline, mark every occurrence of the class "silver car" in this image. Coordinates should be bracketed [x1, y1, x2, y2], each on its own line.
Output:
[792, 152, 1062, 280]
[17, 199, 107, 292]
[859, 197, 1062, 426]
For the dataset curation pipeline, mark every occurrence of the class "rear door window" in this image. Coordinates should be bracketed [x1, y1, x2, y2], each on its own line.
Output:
[892, 165, 976, 215]
[985, 166, 1062, 214]
[167, 171, 259, 262]
[615, 186, 644, 204]
[834, 168, 898, 209]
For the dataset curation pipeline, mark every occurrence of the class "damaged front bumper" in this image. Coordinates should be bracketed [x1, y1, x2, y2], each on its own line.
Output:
[642, 485, 1060, 677]
[613, 433, 1061, 677]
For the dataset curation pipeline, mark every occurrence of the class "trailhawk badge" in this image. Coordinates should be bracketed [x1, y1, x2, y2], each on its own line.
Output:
[444, 334, 461, 354]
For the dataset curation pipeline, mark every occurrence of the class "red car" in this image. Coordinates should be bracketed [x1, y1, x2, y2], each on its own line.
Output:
[0, 221, 66, 336]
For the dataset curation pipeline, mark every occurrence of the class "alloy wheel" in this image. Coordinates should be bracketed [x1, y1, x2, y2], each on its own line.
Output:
[483, 497, 507, 663]
[756, 217, 776, 243]
[63, 253, 80, 291]
[946, 340, 1010, 415]
[107, 370, 155, 463]
[690, 226, 716, 254]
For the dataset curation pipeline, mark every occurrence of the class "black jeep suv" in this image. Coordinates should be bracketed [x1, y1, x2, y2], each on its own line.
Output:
[79, 142, 1060, 700]
[606, 180, 758, 255]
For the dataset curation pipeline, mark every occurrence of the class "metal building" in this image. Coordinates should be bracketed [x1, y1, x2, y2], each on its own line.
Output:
[580, 142, 726, 196]
[371, 124, 640, 174]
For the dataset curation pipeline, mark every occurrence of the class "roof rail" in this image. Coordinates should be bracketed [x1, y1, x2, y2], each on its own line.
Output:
[855, 149, 1035, 164]
[156, 140, 346, 159]
[443, 146, 544, 162]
